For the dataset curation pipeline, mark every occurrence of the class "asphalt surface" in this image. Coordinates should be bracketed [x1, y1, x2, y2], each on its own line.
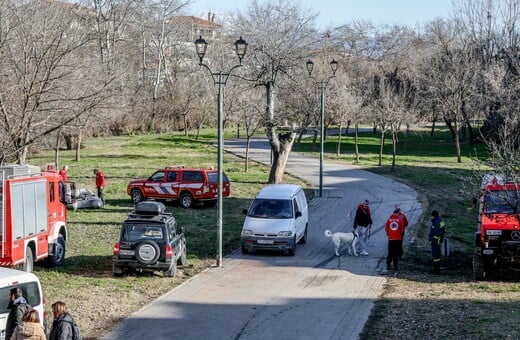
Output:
[104, 137, 422, 340]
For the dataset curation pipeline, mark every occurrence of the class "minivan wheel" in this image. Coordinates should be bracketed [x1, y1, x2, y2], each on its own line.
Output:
[287, 236, 296, 256]
[299, 225, 308, 244]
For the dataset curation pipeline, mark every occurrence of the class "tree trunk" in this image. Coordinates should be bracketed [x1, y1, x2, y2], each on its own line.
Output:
[336, 122, 342, 156]
[378, 129, 384, 166]
[245, 135, 251, 172]
[75, 130, 83, 162]
[391, 131, 397, 170]
[54, 130, 61, 169]
[183, 114, 188, 136]
[355, 123, 359, 163]
[454, 120, 462, 163]
[444, 116, 456, 138]
[265, 81, 295, 184]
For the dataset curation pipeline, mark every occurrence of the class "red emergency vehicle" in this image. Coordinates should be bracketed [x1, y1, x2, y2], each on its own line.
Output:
[0, 164, 67, 272]
[474, 173, 520, 279]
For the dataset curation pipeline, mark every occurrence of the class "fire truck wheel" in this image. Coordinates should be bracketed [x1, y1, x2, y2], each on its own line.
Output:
[47, 235, 66, 267]
[132, 189, 145, 204]
[23, 247, 34, 273]
[136, 240, 161, 265]
[180, 192, 194, 208]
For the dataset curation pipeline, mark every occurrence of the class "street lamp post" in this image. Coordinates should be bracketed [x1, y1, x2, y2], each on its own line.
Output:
[195, 36, 247, 267]
[306, 59, 338, 197]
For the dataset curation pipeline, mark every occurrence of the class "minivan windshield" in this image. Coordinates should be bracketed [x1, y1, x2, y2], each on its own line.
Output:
[248, 199, 293, 219]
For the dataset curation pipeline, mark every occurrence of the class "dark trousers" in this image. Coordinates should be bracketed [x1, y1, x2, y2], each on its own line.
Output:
[431, 242, 441, 273]
[387, 240, 402, 269]
[97, 187, 105, 204]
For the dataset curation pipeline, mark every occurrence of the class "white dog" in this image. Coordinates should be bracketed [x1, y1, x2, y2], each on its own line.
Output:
[324, 229, 359, 257]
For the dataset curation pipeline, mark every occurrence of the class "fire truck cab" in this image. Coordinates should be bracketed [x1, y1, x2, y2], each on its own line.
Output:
[474, 173, 520, 279]
[0, 164, 67, 272]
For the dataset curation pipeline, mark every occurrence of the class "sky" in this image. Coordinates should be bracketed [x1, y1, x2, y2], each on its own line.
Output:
[188, 0, 455, 30]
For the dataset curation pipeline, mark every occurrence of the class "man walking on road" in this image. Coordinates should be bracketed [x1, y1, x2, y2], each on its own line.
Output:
[353, 199, 372, 255]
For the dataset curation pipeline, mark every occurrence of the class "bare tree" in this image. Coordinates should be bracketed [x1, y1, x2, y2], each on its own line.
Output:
[0, 1, 108, 164]
[232, 0, 318, 183]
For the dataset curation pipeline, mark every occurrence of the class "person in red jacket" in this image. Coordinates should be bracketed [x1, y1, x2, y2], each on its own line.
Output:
[58, 165, 68, 182]
[94, 168, 106, 206]
[385, 206, 407, 271]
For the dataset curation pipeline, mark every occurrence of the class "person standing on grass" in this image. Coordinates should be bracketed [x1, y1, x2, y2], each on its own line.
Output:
[394, 204, 409, 257]
[353, 199, 372, 256]
[10, 308, 46, 340]
[94, 168, 106, 206]
[429, 210, 445, 274]
[385, 207, 407, 271]
[59, 165, 68, 182]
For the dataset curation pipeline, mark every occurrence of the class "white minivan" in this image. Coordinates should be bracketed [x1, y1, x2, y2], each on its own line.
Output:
[241, 184, 309, 255]
[0, 268, 45, 339]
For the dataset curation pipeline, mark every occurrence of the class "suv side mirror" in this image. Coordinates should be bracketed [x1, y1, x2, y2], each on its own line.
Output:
[295, 211, 302, 218]
[179, 226, 185, 234]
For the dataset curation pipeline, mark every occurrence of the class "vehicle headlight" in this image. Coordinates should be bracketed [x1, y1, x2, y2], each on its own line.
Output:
[278, 231, 293, 237]
[242, 229, 253, 236]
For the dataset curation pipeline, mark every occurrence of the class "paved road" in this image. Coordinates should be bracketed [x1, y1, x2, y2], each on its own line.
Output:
[104, 138, 421, 340]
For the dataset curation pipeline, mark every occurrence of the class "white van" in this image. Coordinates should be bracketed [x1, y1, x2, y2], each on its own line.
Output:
[241, 184, 309, 255]
[0, 268, 45, 339]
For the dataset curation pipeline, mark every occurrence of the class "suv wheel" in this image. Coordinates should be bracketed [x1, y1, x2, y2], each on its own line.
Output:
[136, 240, 161, 265]
[180, 192, 194, 208]
[132, 189, 145, 204]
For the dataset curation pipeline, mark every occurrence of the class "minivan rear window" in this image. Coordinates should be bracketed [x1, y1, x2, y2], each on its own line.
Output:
[248, 199, 293, 219]
[0, 282, 41, 313]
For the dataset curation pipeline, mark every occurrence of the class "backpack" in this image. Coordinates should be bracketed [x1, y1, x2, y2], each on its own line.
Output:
[64, 319, 82, 340]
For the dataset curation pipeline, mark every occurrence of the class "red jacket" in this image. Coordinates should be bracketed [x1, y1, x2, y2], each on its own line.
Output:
[385, 213, 406, 240]
[95, 171, 106, 188]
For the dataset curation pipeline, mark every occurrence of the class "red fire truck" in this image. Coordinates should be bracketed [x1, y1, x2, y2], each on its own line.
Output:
[474, 173, 520, 279]
[0, 164, 68, 272]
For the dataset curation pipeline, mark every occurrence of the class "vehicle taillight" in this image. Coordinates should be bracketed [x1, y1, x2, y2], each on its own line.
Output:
[165, 245, 173, 258]
[113, 243, 120, 255]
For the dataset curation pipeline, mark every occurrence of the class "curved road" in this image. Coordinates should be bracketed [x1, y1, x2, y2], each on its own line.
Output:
[104, 138, 421, 340]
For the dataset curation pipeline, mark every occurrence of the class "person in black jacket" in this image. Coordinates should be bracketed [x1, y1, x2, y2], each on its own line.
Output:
[353, 199, 373, 256]
[48, 301, 81, 340]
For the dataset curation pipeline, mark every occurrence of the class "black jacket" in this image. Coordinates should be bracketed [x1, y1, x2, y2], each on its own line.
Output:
[48, 313, 75, 340]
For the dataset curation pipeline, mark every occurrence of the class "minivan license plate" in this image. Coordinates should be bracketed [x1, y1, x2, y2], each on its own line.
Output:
[257, 239, 274, 244]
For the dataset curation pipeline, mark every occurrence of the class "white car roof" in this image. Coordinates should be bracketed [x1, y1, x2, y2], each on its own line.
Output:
[256, 184, 302, 200]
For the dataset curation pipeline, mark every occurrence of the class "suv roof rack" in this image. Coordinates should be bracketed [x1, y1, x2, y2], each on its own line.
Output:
[133, 201, 167, 216]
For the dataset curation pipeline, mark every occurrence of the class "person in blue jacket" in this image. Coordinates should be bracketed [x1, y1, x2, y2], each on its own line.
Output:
[429, 210, 445, 274]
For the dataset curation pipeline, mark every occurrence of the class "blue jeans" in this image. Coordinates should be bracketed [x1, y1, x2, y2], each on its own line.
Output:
[356, 226, 369, 252]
